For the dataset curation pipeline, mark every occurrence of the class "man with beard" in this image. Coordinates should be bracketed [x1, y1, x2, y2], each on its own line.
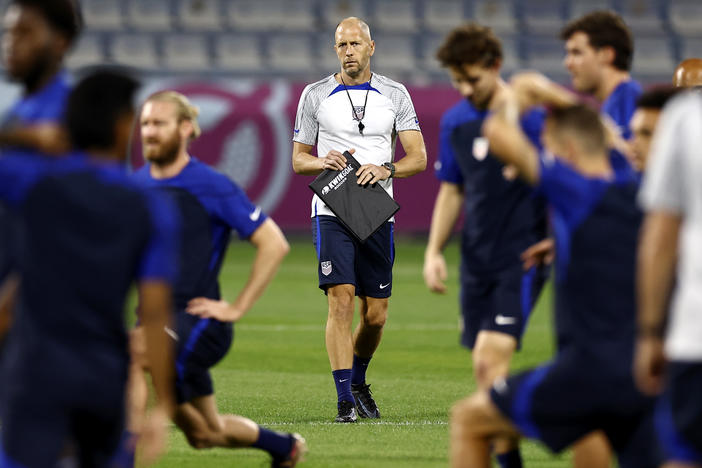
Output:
[422, 23, 549, 468]
[292, 17, 427, 423]
[128, 91, 306, 467]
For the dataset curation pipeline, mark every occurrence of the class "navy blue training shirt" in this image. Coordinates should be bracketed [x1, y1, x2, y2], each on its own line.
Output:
[0, 71, 72, 282]
[536, 154, 642, 371]
[0, 152, 178, 393]
[436, 99, 548, 274]
[602, 79, 642, 174]
[133, 157, 267, 311]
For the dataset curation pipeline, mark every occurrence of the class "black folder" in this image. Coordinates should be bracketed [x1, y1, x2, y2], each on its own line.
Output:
[309, 152, 400, 242]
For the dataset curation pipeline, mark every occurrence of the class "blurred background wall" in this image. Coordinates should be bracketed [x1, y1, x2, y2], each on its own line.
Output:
[0, 0, 694, 233]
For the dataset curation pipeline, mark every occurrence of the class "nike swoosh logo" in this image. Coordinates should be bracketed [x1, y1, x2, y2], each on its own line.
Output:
[249, 206, 262, 221]
[495, 315, 517, 325]
[339, 379, 349, 383]
[379, 283, 390, 289]
[164, 326, 179, 341]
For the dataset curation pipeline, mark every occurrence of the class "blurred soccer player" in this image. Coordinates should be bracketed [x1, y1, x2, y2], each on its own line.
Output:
[0, 0, 81, 153]
[0, 0, 82, 293]
[630, 86, 680, 172]
[0, 70, 177, 468]
[672, 58, 702, 88]
[449, 72, 660, 468]
[423, 23, 548, 468]
[636, 92, 702, 467]
[292, 17, 427, 423]
[561, 10, 640, 166]
[128, 91, 304, 467]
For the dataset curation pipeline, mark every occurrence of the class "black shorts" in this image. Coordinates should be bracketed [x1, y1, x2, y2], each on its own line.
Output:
[459, 265, 547, 349]
[655, 361, 702, 464]
[312, 215, 394, 298]
[1, 375, 125, 468]
[490, 348, 661, 468]
[174, 313, 233, 404]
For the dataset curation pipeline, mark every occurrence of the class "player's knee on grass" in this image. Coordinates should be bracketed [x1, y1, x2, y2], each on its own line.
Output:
[182, 425, 215, 450]
[451, 391, 515, 440]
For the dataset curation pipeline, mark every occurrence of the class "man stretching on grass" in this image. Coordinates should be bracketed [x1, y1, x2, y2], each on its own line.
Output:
[124, 91, 305, 468]
[449, 72, 660, 468]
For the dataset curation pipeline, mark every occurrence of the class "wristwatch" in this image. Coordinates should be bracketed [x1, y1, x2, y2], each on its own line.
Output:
[382, 162, 395, 178]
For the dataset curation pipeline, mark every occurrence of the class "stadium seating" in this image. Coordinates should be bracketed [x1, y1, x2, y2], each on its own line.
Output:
[51, 0, 689, 84]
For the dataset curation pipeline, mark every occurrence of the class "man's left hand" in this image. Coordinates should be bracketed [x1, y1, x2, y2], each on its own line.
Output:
[356, 164, 391, 185]
[186, 298, 245, 322]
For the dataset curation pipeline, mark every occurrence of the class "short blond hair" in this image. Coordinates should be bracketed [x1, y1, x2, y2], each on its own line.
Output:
[146, 90, 202, 141]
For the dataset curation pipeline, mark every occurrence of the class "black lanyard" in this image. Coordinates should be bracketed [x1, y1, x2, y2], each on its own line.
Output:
[341, 74, 372, 135]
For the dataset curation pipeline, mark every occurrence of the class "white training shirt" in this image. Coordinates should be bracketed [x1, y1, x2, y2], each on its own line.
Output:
[639, 92, 702, 361]
[293, 73, 421, 219]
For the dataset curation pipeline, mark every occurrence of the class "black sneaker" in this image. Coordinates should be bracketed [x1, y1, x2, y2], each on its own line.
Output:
[352, 383, 380, 419]
[334, 400, 357, 423]
[272, 433, 307, 468]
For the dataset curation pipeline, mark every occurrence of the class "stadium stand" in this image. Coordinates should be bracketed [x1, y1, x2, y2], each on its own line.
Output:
[0, 0, 688, 84]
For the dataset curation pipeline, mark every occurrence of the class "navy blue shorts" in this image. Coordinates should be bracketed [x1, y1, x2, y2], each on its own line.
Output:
[459, 265, 547, 349]
[174, 313, 233, 404]
[654, 361, 702, 464]
[0, 376, 125, 468]
[312, 215, 395, 298]
[490, 348, 661, 468]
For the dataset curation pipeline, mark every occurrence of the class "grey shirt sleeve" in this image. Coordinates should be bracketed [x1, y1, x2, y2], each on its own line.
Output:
[293, 84, 319, 146]
[392, 84, 421, 132]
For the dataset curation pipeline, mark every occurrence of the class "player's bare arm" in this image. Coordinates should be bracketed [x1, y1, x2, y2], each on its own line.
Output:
[292, 141, 352, 175]
[424, 182, 463, 294]
[355, 129, 427, 185]
[0, 273, 19, 340]
[187, 218, 289, 322]
[510, 72, 578, 110]
[136, 280, 176, 464]
[138, 280, 176, 415]
[0, 124, 70, 155]
[482, 91, 540, 186]
[634, 211, 682, 395]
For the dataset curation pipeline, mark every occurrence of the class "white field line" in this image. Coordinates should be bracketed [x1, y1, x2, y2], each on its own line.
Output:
[237, 322, 551, 333]
[259, 420, 448, 427]
[237, 323, 458, 332]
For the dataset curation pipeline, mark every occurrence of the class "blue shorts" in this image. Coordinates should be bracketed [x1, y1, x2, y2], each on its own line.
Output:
[654, 361, 702, 464]
[459, 265, 547, 349]
[0, 374, 125, 468]
[490, 348, 661, 468]
[312, 215, 395, 298]
[175, 313, 233, 404]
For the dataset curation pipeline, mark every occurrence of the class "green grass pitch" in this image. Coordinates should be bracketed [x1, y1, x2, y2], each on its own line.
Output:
[150, 237, 570, 467]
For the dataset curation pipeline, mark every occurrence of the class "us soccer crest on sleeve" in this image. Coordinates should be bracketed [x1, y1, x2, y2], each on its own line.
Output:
[309, 151, 399, 242]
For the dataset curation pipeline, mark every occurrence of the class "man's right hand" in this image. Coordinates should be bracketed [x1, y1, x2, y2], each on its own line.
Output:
[520, 238, 555, 270]
[423, 251, 448, 294]
[633, 335, 666, 396]
[319, 149, 353, 171]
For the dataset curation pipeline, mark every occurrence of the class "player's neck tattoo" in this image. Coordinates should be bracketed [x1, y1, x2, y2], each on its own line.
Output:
[340, 73, 372, 136]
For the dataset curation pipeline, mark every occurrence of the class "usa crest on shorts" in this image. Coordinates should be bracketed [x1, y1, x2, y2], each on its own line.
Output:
[321, 260, 332, 276]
